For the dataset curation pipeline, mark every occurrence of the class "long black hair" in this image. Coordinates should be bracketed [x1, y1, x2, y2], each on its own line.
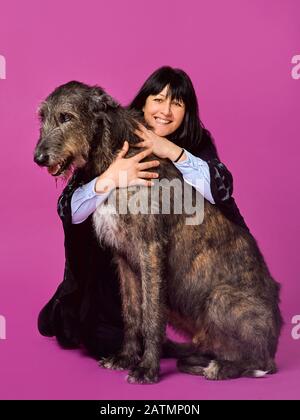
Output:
[128, 66, 219, 160]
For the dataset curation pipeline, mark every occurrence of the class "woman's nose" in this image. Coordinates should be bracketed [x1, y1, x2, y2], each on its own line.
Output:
[160, 102, 172, 116]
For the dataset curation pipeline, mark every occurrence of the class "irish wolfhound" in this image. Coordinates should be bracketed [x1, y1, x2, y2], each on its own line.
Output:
[34, 81, 282, 384]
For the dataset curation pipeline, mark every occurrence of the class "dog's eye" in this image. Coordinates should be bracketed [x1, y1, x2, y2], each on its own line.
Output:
[59, 113, 72, 124]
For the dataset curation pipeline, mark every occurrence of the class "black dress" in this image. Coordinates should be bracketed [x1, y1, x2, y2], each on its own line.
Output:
[37, 141, 249, 359]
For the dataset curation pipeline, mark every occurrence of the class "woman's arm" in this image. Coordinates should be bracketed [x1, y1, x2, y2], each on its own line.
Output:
[172, 148, 215, 204]
[71, 177, 112, 224]
[69, 141, 160, 225]
[133, 123, 233, 205]
[132, 128, 229, 205]
[174, 149, 234, 206]
[69, 149, 234, 224]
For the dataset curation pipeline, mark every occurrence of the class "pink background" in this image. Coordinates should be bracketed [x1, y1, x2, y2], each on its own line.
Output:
[0, 0, 300, 400]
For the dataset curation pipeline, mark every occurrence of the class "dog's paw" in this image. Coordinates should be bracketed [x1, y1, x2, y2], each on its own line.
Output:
[98, 354, 139, 371]
[126, 366, 159, 384]
[203, 361, 220, 380]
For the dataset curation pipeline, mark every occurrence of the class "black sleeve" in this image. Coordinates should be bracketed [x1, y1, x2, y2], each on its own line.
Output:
[38, 170, 89, 347]
[206, 158, 234, 205]
[57, 170, 85, 231]
[197, 142, 250, 231]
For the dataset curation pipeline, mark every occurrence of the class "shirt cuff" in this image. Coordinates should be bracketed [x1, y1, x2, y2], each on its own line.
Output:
[88, 177, 99, 197]
[71, 177, 111, 211]
[71, 177, 112, 224]
[172, 148, 207, 169]
[73, 177, 107, 201]
[171, 148, 215, 204]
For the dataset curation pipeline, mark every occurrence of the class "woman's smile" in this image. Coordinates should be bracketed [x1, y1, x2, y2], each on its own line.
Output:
[154, 117, 172, 125]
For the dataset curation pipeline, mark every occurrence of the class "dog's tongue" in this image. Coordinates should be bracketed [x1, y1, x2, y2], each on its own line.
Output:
[47, 164, 60, 175]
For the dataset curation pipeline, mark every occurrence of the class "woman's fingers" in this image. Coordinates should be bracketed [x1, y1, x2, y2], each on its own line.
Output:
[117, 141, 129, 159]
[133, 119, 147, 131]
[134, 128, 147, 139]
[130, 141, 146, 148]
[137, 122, 148, 133]
[133, 147, 153, 162]
[137, 160, 160, 170]
[130, 178, 154, 187]
[137, 171, 159, 179]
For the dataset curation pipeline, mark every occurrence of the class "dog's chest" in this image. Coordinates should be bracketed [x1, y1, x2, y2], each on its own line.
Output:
[93, 202, 120, 249]
[91, 185, 161, 250]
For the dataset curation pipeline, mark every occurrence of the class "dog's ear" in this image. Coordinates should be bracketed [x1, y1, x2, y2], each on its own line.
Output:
[89, 89, 119, 116]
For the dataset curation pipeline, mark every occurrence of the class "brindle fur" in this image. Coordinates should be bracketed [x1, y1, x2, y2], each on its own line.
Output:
[34, 81, 283, 383]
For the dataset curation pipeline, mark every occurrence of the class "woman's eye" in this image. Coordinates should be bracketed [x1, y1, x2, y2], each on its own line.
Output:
[153, 98, 162, 103]
[59, 113, 72, 123]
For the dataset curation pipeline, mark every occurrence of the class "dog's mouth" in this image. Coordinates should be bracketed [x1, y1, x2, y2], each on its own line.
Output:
[47, 156, 74, 176]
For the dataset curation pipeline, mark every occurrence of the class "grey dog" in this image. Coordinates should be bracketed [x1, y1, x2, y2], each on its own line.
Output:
[34, 81, 283, 384]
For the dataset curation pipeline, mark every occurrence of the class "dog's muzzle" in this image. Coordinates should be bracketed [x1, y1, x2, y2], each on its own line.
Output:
[34, 148, 74, 176]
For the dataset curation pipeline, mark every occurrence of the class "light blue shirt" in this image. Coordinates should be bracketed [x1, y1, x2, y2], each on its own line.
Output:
[71, 149, 215, 224]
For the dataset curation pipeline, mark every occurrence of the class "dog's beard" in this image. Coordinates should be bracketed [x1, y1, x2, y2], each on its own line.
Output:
[47, 155, 75, 176]
[48, 152, 88, 176]
[47, 163, 63, 176]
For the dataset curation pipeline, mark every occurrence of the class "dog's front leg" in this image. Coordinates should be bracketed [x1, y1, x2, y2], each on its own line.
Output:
[127, 241, 166, 384]
[99, 255, 142, 371]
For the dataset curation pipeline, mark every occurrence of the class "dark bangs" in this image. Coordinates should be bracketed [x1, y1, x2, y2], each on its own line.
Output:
[141, 71, 187, 105]
[129, 66, 192, 111]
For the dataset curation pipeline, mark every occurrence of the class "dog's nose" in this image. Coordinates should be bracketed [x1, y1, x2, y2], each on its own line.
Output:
[34, 152, 49, 166]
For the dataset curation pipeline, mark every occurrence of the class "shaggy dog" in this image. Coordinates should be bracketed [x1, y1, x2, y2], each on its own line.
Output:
[34, 81, 282, 384]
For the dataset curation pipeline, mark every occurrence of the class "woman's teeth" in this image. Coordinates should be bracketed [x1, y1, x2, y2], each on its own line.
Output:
[155, 117, 171, 125]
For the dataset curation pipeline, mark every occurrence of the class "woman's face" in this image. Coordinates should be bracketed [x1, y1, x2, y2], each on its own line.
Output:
[142, 85, 185, 137]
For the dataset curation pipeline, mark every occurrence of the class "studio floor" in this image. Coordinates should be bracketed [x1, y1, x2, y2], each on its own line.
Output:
[0, 301, 299, 400]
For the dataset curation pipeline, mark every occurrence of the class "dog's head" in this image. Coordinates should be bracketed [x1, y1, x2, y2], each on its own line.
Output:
[33, 81, 119, 177]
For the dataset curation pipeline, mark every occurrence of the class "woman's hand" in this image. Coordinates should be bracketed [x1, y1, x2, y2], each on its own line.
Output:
[132, 122, 186, 162]
[94, 141, 160, 193]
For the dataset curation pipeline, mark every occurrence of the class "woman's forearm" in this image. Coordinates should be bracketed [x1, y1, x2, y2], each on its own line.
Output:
[172, 148, 215, 204]
[71, 177, 112, 224]
[166, 142, 188, 163]
[71, 147, 217, 224]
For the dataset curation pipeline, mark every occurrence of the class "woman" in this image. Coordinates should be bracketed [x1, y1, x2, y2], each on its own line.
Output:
[38, 66, 249, 359]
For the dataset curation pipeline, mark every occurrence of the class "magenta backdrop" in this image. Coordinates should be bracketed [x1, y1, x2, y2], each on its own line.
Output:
[0, 0, 300, 400]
